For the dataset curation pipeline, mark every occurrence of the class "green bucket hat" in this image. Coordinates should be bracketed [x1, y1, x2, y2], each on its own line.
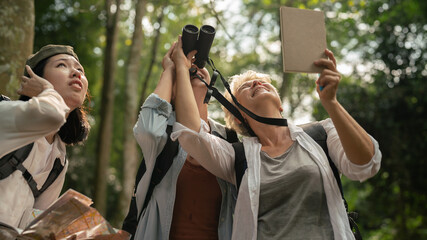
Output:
[24, 44, 79, 77]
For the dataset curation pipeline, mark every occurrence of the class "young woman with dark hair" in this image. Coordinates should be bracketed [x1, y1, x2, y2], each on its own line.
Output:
[0, 45, 90, 228]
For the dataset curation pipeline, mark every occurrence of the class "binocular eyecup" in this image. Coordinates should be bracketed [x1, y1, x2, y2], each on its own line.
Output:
[182, 24, 216, 69]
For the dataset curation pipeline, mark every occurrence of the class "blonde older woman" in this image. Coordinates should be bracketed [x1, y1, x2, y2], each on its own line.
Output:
[171, 38, 381, 240]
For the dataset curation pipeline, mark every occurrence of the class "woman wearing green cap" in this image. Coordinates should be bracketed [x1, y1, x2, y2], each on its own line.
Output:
[0, 44, 90, 228]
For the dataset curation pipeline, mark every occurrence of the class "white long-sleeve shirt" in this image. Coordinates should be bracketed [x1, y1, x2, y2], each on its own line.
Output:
[171, 118, 382, 240]
[0, 89, 70, 228]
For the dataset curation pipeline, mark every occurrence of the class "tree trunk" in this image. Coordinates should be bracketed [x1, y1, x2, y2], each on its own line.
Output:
[139, 6, 165, 105]
[117, 0, 146, 223]
[0, 0, 34, 99]
[94, 0, 122, 215]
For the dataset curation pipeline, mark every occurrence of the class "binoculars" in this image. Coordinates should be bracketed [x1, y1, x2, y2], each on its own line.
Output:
[182, 24, 216, 69]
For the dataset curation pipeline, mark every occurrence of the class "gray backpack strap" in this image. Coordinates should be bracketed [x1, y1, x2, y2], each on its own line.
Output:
[0, 143, 34, 180]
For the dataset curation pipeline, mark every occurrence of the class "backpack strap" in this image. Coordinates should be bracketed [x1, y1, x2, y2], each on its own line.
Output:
[0, 143, 65, 198]
[232, 142, 247, 190]
[212, 128, 246, 189]
[0, 143, 34, 180]
[141, 125, 179, 212]
[0, 95, 65, 198]
[225, 127, 239, 143]
[34, 157, 65, 198]
[122, 125, 179, 239]
[212, 127, 239, 144]
[122, 158, 145, 238]
[299, 122, 344, 197]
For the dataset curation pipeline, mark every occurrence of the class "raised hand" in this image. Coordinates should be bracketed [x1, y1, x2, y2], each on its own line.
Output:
[171, 36, 197, 70]
[314, 49, 342, 105]
[17, 65, 54, 97]
[162, 42, 176, 71]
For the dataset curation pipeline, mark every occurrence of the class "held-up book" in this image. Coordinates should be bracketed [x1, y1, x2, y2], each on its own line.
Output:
[280, 6, 327, 73]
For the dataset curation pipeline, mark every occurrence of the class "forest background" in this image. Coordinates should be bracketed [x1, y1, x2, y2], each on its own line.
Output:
[1, 0, 426, 239]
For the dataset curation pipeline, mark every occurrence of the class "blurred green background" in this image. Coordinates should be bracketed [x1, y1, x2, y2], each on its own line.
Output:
[1, 0, 426, 239]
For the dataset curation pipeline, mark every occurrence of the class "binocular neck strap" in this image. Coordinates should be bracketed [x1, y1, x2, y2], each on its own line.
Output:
[194, 60, 289, 136]
[190, 68, 255, 136]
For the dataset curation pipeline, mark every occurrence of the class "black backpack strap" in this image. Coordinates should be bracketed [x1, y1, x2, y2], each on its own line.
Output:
[142, 125, 179, 212]
[122, 157, 146, 239]
[225, 128, 239, 143]
[232, 142, 247, 191]
[0, 143, 34, 180]
[123, 125, 178, 239]
[213, 128, 246, 189]
[0, 143, 40, 197]
[299, 122, 344, 197]
[34, 157, 65, 198]
[212, 127, 239, 144]
[122, 159, 146, 239]
[213, 128, 247, 189]
[0, 143, 65, 198]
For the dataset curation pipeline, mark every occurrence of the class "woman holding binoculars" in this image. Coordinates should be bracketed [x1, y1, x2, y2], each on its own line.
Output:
[131, 36, 237, 239]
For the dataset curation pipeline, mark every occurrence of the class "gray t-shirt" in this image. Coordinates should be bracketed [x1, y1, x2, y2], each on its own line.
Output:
[257, 142, 334, 240]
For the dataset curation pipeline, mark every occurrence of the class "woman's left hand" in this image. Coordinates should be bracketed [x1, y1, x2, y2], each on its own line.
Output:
[314, 49, 341, 106]
[171, 36, 196, 70]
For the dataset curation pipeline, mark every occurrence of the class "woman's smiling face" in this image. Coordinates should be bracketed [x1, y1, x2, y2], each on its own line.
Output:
[234, 78, 281, 112]
[43, 54, 88, 110]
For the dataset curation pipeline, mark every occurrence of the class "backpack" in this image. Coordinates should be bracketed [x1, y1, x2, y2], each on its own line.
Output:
[121, 125, 238, 239]
[232, 121, 362, 240]
[0, 94, 65, 198]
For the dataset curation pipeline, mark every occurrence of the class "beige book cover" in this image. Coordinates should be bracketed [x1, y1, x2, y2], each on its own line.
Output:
[280, 6, 327, 73]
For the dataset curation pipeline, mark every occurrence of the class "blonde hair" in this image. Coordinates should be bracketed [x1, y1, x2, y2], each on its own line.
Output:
[223, 70, 272, 136]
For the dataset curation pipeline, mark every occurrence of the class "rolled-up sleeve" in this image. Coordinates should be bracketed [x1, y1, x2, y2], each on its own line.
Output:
[321, 118, 382, 182]
[171, 120, 237, 184]
[133, 94, 173, 168]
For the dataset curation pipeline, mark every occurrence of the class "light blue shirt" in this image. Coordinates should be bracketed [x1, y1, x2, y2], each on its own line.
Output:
[133, 93, 236, 240]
